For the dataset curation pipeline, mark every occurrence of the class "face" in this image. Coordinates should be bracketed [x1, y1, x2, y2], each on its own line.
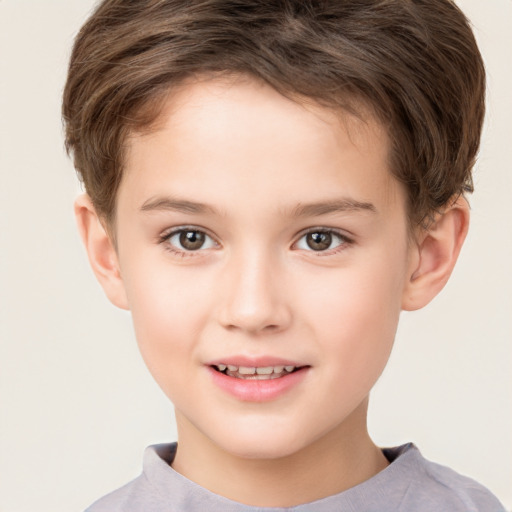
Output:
[113, 77, 415, 460]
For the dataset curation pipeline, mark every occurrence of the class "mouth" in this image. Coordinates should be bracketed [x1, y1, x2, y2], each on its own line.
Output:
[207, 359, 310, 401]
[211, 364, 304, 380]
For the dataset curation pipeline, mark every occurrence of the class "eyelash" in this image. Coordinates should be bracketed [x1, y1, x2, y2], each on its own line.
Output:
[158, 226, 218, 258]
[158, 226, 354, 257]
[293, 228, 354, 256]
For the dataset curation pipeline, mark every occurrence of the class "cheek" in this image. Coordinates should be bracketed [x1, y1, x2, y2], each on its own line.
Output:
[299, 254, 406, 385]
[302, 255, 404, 332]
[122, 261, 213, 389]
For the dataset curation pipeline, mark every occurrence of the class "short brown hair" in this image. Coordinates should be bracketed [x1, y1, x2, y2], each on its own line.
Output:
[63, 0, 485, 227]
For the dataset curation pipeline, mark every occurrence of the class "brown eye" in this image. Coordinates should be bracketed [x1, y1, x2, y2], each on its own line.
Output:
[179, 230, 206, 250]
[306, 231, 332, 251]
[166, 229, 216, 252]
[295, 230, 350, 253]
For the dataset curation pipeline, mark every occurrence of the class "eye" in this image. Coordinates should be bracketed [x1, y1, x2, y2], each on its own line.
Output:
[295, 230, 350, 252]
[165, 228, 217, 252]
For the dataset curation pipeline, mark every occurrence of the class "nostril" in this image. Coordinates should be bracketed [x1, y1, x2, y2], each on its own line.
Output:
[217, 292, 292, 334]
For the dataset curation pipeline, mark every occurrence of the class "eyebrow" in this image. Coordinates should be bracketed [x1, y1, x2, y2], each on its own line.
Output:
[291, 199, 377, 217]
[140, 197, 218, 215]
[140, 196, 377, 217]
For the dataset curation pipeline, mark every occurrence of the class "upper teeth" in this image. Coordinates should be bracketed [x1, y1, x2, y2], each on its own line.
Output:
[216, 364, 296, 374]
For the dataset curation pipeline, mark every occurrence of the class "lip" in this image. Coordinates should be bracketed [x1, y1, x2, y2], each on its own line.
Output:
[206, 357, 310, 402]
[206, 355, 304, 368]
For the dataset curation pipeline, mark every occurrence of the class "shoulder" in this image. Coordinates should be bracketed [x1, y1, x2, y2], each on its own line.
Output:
[84, 472, 163, 512]
[84, 477, 142, 512]
[84, 443, 177, 512]
[385, 444, 507, 512]
[419, 456, 506, 511]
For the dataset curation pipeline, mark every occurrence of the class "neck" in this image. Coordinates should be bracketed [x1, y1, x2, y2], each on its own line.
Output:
[171, 399, 389, 507]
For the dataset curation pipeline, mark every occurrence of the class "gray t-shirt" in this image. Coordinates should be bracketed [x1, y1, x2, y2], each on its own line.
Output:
[85, 443, 506, 511]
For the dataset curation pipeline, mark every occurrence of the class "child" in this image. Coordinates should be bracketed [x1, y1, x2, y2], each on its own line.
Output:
[62, 0, 506, 510]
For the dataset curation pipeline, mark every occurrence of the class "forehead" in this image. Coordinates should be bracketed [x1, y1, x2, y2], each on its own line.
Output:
[120, 76, 405, 219]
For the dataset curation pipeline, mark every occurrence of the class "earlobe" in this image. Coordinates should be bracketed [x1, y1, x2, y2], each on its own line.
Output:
[402, 197, 470, 311]
[74, 194, 129, 310]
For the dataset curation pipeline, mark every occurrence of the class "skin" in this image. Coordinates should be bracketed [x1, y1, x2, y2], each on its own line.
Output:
[76, 76, 469, 507]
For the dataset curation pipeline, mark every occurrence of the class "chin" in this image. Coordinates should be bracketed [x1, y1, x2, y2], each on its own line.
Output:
[209, 422, 318, 461]
[223, 440, 302, 461]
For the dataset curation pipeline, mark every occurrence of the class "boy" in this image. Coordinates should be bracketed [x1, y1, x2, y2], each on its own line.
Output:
[63, 0, 506, 510]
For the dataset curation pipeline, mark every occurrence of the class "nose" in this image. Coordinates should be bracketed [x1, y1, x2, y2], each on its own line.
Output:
[217, 249, 292, 335]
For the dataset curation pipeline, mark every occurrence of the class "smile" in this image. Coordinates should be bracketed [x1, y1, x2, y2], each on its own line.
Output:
[213, 364, 300, 380]
[208, 361, 310, 401]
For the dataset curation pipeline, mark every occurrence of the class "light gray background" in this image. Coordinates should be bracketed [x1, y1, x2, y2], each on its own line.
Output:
[0, 1, 510, 511]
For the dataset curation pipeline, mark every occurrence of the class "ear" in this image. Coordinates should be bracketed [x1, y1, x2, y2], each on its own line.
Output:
[402, 197, 470, 311]
[74, 194, 129, 310]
